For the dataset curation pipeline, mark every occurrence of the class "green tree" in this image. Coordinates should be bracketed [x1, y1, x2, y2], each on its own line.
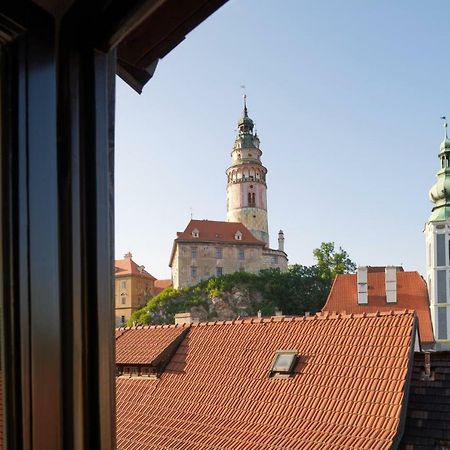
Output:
[313, 242, 356, 281]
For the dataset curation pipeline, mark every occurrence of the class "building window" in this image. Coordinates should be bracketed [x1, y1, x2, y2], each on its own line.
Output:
[191, 266, 197, 278]
[121, 316, 125, 325]
[239, 265, 245, 272]
[121, 296, 126, 305]
[248, 192, 256, 207]
[239, 248, 245, 260]
[437, 233, 446, 266]
[437, 270, 447, 303]
[216, 267, 223, 277]
[191, 247, 198, 258]
[216, 247, 223, 259]
[438, 307, 448, 340]
[120, 280, 127, 289]
[272, 255, 278, 264]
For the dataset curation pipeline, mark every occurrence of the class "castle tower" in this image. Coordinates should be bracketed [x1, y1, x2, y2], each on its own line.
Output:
[226, 97, 269, 245]
[425, 119, 450, 347]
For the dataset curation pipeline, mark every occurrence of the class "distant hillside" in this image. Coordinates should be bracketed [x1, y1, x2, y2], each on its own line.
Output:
[129, 242, 356, 326]
[129, 266, 330, 326]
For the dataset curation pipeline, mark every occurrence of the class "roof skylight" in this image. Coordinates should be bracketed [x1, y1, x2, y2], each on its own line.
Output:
[268, 350, 297, 378]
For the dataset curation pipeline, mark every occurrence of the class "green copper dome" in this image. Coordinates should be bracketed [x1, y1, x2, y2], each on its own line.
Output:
[429, 120, 450, 222]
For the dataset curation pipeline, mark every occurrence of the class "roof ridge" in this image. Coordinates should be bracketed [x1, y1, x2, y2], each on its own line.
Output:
[115, 322, 191, 331]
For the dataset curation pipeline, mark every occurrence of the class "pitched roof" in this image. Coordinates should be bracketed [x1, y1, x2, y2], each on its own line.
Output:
[116, 311, 416, 450]
[154, 279, 172, 295]
[116, 325, 188, 365]
[175, 219, 265, 245]
[399, 351, 450, 448]
[115, 257, 156, 280]
[323, 271, 434, 344]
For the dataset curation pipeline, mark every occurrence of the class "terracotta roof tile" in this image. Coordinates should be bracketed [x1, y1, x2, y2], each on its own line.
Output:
[116, 312, 416, 450]
[115, 258, 156, 280]
[175, 219, 266, 245]
[115, 324, 188, 365]
[322, 271, 434, 344]
[154, 279, 172, 295]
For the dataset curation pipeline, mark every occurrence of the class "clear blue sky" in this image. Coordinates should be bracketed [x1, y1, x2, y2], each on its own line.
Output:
[115, 0, 450, 280]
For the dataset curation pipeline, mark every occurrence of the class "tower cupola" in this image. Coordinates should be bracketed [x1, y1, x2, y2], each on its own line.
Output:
[429, 119, 450, 222]
[238, 95, 254, 133]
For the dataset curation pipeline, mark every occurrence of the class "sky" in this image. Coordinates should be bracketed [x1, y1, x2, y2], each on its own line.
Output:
[115, 0, 450, 280]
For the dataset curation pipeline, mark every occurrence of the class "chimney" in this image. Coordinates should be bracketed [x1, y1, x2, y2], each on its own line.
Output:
[124, 251, 133, 259]
[174, 312, 199, 325]
[278, 230, 285, 252]
[274, 308, 283, 316]
[385, 266, 397, 303]
[257, 310, 262, 318]
[138, 265, 145, 273]
[357, 266, 368, 304]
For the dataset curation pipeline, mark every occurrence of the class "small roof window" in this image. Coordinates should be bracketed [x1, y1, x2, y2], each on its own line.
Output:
[268, 350, 297, 379]
[192, 228, 199, 238]
[235, 230, 242, 240]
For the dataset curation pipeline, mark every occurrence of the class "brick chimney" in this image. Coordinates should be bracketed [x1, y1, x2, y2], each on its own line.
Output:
[174, 312, 199, 325]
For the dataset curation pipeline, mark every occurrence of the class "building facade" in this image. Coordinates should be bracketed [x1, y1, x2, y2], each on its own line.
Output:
[425, 120, 450, 348]
[115, 252, 156, 326]
[170, 220, 287, 288]
[170, 100, 288, 288]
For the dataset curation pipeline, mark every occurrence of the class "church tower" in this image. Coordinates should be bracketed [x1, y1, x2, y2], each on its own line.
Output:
[226, 97, 269, 245]
[425, 119, 450, 347]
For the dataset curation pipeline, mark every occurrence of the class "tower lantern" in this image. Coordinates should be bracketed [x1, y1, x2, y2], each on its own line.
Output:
[226, 97, 269, 245]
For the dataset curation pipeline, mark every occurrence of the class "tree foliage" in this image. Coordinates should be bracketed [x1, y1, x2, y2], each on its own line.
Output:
[128, 242, 356, 326]
[313, 242, 357, 281]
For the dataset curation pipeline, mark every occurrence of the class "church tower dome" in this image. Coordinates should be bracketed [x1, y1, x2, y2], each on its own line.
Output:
[425, 118, 450, 348]
[226, 97, 269, 245]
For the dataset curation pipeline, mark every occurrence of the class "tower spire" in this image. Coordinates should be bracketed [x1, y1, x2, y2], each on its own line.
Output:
[243, 94, 248, 116]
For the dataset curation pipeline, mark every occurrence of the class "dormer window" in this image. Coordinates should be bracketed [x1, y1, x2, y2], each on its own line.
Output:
[268, 350, 298, 379]
[235, 231, 242, 241]
[192, 228, 199, 238]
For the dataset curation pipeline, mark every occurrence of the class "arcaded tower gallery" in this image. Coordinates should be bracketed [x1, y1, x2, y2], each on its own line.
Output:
[226, 96, 269, 245]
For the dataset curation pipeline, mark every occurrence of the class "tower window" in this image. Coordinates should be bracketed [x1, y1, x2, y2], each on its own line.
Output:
[248, 192, 256, 206]
[120, 280, 127, 289]
[191, 247, 198, 258]
[216, 248, 223, 259]
[239, 248, 245, 260]
[272, 255, 278, 264]
[437, 234, 445, 266]
[121, 296, 126, 305]
[437, 270, 447, 303]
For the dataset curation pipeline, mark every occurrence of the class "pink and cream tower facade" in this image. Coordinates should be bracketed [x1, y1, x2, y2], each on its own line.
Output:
[226, 97, 270, 245]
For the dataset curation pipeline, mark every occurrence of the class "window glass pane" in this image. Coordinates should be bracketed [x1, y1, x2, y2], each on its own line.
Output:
[438, 307, 448, 340]
[437, 233, 445, 266]
[437, 271, 447, 303]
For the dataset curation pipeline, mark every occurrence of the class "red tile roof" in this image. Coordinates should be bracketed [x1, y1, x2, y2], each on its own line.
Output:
[323, 271, 434, 344]
[154, 279, 172, 295]
[116, 311, 416, 450]
[169, 219, 266, 267]
[115, 257, 156, 280]
[176, 219, 265, 245]
[116, 325, 188, 365]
